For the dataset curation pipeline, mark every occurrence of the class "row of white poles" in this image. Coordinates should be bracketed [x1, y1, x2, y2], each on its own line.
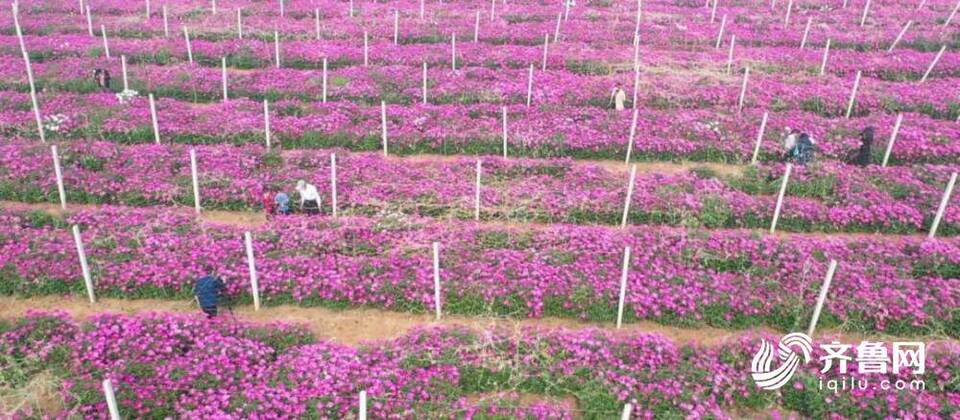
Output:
[101, 382, 631, 420]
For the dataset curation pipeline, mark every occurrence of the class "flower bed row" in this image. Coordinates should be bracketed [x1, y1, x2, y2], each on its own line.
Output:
[6, 0, 958, 51]
[3, 83, 960, 163]
[2, 311, 958, 418]
[2, 140, 957, 233]
[6, 29, 960, 84]
[4, 43, 960, 109]
[1, 205, 958, 336]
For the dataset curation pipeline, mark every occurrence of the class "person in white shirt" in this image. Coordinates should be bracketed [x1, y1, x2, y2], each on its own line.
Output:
[610, 86, 626, 111]
[295, 180, 321, 215]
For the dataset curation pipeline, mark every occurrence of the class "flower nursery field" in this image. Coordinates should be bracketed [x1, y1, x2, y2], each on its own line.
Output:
[1, 0, 959, 418]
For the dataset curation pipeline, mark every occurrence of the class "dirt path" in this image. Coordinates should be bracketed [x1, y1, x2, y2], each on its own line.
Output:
[387, 153, 746, 176]
[0, 295, 931, 347]
[0, 200, 930, 240]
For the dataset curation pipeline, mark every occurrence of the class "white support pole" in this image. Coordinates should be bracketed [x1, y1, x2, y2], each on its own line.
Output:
[842, 0, 848, 8]
[381, 101, 388, 156]
[616, 246, 631, 329]
[737, 67, 750, 113]
[394, 10, 399, 44]
[422, 62, 428, 104]
[432, 242, 442, 320]
[474, 159, 482, 220]
[882, 113, 902, 167]
[474, 10, 480, 42]
[52, 145, 66, 210]
[621, 403, 633, 420]
[726, 34, 736, 74]
[920, 45, 946, 83]
[121, 55, 129, 91]
[887, 20, 912, 53]
[238, 9, 244, 39]
[183, 26, 193, 64]
[625, 108, 639, 164]
[146, 0, 151, 20]
[860, 0, 871, 26]
[945, 0, 960, 28]
[162, 5, 169, 38]
[710, 0, 718, 23]
[526, 65, 534, 106]
[632, 67, 640, 110]
[490, 0, 495, 21]
[244, 232, 261, 311]
[349, 0, 354, 17]
[363, 31, 369, 66]
[12, 5, 45, 143]
[221, 58, 228, 102]
[420, 0, 425, 20]
[72, 225, 96, 304]
[714, 15, 726, 49]
[819, 39, 831, 76]
[784, 0, 793, 25]
[279, 0, 284, 17]
[845, 70, 861, 119]
[541, 33, 549, 71]
[451, 33, 456, 70]
[621, 164, 637, 228]
[322, 58, 328, 102]
[263, 99, 271, 150]
[806, 259, 838, 337]
[769, 163, 792, 234]
[799, 17, 811, 49]
[553, 10, 562, 44]
[501, 106, 508, 158]
[564, 0, 571, 20]
[918, 0, 927, 10]
[274, 31, 281, 68]
[149, 93, 160, 144]
[330, 153, 338, 217]
[86, 5, 94, 37]
[929, 172, 958, 239]
[101, 25, 111, 59]
[315, 9, 320, 40]
[211, 0, 217, 14]
[750, 111, 769, 164]
[190, 148, 201, 213]
[359, 391, 368, 420]
[102, 379, 120, 420]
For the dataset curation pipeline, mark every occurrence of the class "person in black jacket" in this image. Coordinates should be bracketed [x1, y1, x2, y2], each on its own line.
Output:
[852, 126, 875, 166]
[93, 69, 111, 91]
[193, 269, 225, 318]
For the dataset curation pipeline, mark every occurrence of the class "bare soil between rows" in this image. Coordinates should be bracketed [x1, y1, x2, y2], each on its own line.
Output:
[0, 295, 915, 348]
[0, 199, 929, 241]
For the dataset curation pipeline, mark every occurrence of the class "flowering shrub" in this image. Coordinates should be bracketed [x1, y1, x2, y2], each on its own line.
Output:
[2, 311, 958, 418]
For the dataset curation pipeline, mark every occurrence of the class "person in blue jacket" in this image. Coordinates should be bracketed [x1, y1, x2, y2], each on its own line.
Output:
[193, 268, 225, 318]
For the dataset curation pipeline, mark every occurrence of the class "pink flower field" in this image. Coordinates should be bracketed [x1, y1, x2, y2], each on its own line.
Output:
[0, 0, 958, 417]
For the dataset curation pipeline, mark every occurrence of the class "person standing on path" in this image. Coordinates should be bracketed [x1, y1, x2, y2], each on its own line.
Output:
[610, 85, 626, 110]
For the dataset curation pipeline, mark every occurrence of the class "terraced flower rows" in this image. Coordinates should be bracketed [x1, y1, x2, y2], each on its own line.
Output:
[1, 0, 958, 417]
